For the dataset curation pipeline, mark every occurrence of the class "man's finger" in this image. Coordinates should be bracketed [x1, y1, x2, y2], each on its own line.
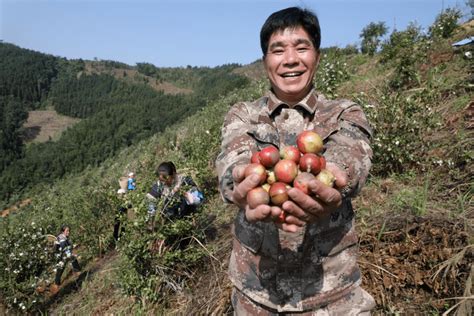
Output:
[308, 180, 342, 207]
[246, 204, 272, 221]
[325, 162, 347, 188]
[232, 165, 247, 183]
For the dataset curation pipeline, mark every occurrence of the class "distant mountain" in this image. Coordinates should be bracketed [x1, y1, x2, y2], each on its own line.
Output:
[0, 43, 250, 204]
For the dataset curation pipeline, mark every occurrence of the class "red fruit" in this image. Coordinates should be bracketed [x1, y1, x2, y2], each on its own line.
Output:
[316, 169, 336, 187]
[280, 146, 301, 164]
[251, 151, 261, 164]
[299, 153, 322, 175]
[293, 172, 316, 195]
[274, 159, 298, 184]
[244, 163, 267, 185]
[259, 145, 280, 168]
[247, 187, 270, 209]
[269, 182, 289, 206]
[297, 131, 323, 154]
[319, 155, 326, 169]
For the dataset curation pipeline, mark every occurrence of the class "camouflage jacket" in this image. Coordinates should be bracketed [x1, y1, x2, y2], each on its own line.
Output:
[215, 89, 373, 312]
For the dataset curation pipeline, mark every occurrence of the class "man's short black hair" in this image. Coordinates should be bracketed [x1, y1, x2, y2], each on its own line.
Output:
[155, 161, 176, 177]
[260, 7, 321, 56]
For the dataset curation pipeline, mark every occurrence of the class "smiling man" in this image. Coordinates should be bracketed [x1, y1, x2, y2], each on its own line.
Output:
[216, 7, 375, 315]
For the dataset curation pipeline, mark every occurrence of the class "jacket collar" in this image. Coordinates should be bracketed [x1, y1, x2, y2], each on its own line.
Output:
[266, 87, 319, 116]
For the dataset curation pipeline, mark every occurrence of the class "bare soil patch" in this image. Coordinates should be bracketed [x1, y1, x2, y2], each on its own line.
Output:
[22, 110, 81, 143]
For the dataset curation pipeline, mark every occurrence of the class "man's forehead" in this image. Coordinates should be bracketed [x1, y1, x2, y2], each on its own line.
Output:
[269, 27, 311, 42]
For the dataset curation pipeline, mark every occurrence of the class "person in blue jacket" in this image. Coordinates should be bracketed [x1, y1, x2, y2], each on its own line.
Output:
[127, 172, 136, 190]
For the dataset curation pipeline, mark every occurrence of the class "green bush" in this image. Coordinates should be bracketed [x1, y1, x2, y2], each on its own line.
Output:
[0, 220, 55, 311]
[315, 50, 350, 99]
[429, 8, 461, 39]
[0, 172, 118, 312]
[380, 23, 429, 90]
[355, 88, 439, 175]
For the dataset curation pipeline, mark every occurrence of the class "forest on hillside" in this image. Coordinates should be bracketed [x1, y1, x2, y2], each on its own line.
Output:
[0, 7, 473, 315]
[0, 44, 249, 206]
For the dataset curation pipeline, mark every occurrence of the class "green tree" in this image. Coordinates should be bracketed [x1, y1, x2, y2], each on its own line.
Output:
[429, 8, 462, 39]
[360, 22, 388, 55]
[0, 96, 28, 172]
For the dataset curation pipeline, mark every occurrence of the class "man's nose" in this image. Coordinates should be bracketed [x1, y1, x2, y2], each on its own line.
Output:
[283, 48, 299, 65]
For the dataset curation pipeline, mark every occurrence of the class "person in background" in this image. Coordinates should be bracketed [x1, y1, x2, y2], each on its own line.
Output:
[216, 7, 375, 315]
[50, 225, 81, 294]
[114, 189, 130, 243]
[127, 172, 136, 191]
[146, 161, 202, 225]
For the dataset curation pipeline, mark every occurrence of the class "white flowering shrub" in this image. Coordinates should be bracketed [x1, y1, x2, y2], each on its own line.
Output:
[355, 88, 439, 175]
[0, 172, 119, 312]
[315, 49, 350, 99]
[0, 220, 56, 311]
[429, 8, 461, 39]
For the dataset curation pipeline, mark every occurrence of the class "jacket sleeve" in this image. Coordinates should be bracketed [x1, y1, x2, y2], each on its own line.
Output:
[215, 102, 259, 203]
[323, 103, 373, 198]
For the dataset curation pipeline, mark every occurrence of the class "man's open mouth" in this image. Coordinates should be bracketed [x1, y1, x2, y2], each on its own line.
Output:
[281, 72, 304, 78]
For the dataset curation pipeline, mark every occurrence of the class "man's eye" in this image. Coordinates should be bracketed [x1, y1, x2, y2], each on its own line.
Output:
[271, 49, 284, 55]
[297, 47, 309, 52]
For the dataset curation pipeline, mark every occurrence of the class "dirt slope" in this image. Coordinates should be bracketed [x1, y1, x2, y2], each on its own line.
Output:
[22, 110, 81, 143]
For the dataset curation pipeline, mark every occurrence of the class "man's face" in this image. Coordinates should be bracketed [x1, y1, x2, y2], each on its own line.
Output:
[263, 26, 320, 105]
[64, 227, 70, 237]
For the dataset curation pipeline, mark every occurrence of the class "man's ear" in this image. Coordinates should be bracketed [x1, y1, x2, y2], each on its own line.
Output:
[315, 51, 321, 68]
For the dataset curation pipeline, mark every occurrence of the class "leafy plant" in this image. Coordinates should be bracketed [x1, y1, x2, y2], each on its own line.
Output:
[360, 22, 388, 55]
[429, 8, 462, 39]
[355, 87, 439, 175]
[380, 23, 429, 90]
[315, 49, 350, 98]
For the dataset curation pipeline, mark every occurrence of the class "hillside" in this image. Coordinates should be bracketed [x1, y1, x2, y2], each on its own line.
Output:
[0, 44, 249, 206]
[83, 61, 193, 95]
[0, 11, 473, 315]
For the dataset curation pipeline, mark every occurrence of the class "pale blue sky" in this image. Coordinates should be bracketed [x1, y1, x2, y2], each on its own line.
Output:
[0, 0, 469, 67]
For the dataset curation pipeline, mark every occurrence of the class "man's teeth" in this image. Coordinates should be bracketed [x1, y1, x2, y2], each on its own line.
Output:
[282, 72, 301, 77]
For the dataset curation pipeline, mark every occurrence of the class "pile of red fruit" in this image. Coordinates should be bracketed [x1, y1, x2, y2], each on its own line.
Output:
[245, 131, 336, 222]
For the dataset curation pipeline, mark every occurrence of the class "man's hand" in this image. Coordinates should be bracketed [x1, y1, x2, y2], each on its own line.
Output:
[231, 165, 303, 232]
[283, 162, 348, 224]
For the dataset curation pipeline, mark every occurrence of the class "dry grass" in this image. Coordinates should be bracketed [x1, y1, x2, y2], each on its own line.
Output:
[22, 110, 81, 143]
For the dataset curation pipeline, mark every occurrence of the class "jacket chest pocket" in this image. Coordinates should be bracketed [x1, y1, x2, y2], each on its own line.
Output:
[248, 123, 280, 150]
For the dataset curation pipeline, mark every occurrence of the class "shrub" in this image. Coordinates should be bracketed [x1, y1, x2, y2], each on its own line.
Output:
[355, 88, 439, 175]
[116, 200, 209, 304]
[0, 220, 56, 311]
[429, 8, 462, 39]
[380, 23, 429, 90]
[315, 50, 350, 99]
